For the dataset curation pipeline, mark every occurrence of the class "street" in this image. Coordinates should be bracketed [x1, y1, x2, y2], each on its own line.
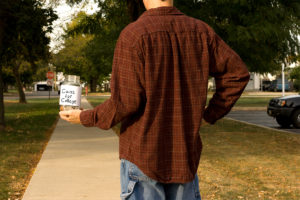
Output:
[4, 91, 59, 100]
[226, 110, 300, 134]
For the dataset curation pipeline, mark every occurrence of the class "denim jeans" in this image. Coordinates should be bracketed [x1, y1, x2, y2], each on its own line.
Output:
[120, 159, 201, 200]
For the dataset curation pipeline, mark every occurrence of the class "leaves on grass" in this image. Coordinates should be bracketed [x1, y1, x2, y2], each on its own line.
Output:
[198, 119, 300, 199]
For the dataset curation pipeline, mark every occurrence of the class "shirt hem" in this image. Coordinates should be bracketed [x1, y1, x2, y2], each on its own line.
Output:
[119, 154, 196, 184]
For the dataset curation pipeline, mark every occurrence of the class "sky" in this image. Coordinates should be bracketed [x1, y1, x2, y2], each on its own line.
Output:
[47, 0, 99, 53]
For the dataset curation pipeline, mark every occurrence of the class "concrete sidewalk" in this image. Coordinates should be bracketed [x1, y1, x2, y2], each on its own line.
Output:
[22, 97, 120, 200]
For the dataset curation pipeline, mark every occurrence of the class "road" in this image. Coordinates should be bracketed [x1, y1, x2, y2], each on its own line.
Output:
[4, 91, 59, 100]
[226, 110, 300, 134]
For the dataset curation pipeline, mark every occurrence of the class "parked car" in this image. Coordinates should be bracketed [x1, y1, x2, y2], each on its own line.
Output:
[36, 82, 52, 91]
[267, 95, 300, 128]
[268, 79, 290, 92]
[260, 80, 271, 91]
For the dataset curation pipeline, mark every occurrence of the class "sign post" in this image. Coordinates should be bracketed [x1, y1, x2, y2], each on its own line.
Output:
[47, 71, 54, 100]
[47, 79, 53, 100]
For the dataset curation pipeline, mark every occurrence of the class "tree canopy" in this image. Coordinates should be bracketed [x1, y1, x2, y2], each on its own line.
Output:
[53, 1, 131, 92]
[62, 0, 299, 74]
[175, 0, 300, 73]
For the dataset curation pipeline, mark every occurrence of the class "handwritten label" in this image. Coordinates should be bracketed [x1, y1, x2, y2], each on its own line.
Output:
[59, 85, 81, 107]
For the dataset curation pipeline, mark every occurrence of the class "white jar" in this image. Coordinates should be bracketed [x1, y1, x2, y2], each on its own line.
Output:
[59, 75, 81, 111]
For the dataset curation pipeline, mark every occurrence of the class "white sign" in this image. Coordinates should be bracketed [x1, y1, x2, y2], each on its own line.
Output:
[59, 85, 81, 107]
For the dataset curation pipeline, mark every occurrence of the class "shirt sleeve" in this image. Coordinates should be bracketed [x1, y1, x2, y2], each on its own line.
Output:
[80, 35, 145, 130]
[203, 32, 250, 124]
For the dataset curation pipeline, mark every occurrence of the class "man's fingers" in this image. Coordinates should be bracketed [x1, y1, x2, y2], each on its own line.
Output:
[59, 111, 72, 121]
[60, 114, 69, 121]
[59, 110, 82, 124]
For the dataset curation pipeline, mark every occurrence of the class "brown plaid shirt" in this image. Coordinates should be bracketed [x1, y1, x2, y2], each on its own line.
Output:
[80, 6, 250, 183]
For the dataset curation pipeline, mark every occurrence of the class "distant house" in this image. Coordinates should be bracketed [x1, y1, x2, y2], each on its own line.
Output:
[208, 72, 262, 91]
[245, 73, 261, 91]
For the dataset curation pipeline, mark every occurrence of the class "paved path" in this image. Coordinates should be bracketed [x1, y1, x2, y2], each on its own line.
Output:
[22, 97, 120, 200]
[226, 110, 300, 134]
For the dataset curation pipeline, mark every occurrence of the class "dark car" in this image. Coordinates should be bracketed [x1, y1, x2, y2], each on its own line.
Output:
[37, 84, 52, 91]
[267, 95, 300, 128]
[260, 80, 271, 91]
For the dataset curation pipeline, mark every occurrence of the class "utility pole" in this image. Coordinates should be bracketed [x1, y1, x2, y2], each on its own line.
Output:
[282, 62, 285, 97]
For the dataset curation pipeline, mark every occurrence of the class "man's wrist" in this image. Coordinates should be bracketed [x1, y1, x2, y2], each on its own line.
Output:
[79, 109, 94, 127]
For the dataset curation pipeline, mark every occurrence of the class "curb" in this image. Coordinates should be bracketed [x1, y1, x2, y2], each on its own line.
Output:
[225, 117, 298, 135]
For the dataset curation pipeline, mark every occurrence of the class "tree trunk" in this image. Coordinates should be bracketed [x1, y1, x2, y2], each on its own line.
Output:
[0, 65, 5, 130]
[0, 8, 6, 130]
[13, 60, 27, 103]
[90, 78, 97, 93]
[3, 81, 8, 93]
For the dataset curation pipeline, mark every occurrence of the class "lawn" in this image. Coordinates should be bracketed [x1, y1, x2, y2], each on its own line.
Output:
[86, 96, 109, 107]
[0, 99, 59, 200]
[87, 95, 273, 108]
[234, 97, 273, 107]
[87, 96, 300, 199]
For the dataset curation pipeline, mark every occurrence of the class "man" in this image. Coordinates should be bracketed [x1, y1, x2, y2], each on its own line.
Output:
[60, 0, 250, 199]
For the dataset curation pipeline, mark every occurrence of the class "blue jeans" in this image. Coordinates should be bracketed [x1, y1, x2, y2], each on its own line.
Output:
[120, 159, 201, 200]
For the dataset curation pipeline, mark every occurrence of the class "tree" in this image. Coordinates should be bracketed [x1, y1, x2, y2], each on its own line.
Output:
[175, 0, 300, 73]
[60, 0, 144, 22]
[1, 0, 57, 104]
[69, 1, 132, 91]
[52, 12, 96, 90]
[2, 67, 15, 92]
[52, 34, 94, 87]
[0, 0, 57, 129]
[83, 36, 115, 92]
[33, 60, 53, 83]
[0, 0, 7, 130]
[54, 2, 131, 92]
[289, 55, 300, 91]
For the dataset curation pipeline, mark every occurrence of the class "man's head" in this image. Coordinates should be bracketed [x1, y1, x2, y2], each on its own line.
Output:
[143, 0, 174, 10]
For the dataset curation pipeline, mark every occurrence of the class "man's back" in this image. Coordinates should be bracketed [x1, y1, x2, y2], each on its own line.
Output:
[80, 6, 249, 184]
[116, 6, 249, 183]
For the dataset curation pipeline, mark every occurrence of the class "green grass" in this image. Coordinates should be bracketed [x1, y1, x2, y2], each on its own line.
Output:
[87, 96, 300, 199]
[3, 89, 18, 96]
[88, 95, 273, 108]
[0, 99, 59, 200]
[206, 96, 273, 107]
[234, 97, 273, 107]
[86, 96, 109, 107]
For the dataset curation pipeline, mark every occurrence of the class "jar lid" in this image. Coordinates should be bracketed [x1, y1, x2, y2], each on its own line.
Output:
[66, 75, 80, 84]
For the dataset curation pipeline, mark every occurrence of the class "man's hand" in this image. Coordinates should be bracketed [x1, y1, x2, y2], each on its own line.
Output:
[59, 110, 82, 124]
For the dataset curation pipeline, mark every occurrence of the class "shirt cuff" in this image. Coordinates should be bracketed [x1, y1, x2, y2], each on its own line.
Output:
[203, 104, 229, 124]
[203, 108, 217, 124]
[80, 109, 95, 127]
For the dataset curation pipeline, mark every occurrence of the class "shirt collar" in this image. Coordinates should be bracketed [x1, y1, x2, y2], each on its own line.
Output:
[140, 6, 184, 18]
